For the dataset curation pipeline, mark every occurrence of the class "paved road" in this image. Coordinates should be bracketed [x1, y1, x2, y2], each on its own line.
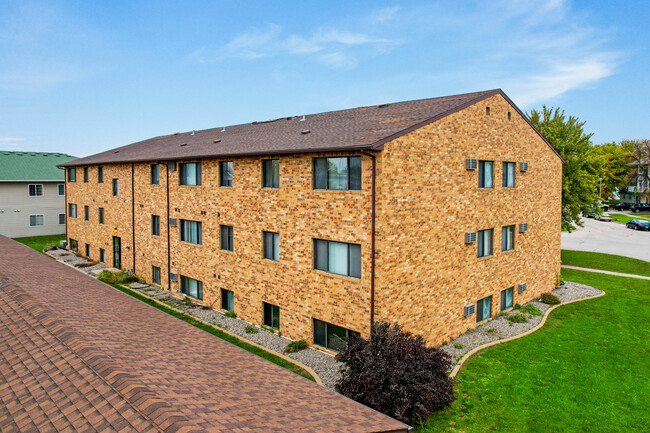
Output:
[561, 216, 650, 262]
[0, 236, 408, 433]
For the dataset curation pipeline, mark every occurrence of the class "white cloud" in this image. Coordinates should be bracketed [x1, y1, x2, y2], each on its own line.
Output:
[370, 6, 399, 24]
[0, 137, 24, 148]
[195, 23, 395, 69]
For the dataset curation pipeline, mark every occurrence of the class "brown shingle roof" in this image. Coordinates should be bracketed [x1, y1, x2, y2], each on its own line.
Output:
[60, 89, 505, 167]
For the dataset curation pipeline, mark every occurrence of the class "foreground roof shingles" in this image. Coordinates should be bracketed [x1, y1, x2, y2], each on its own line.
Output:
[0, 235, 410, 433]
[60, 90, 504, 167]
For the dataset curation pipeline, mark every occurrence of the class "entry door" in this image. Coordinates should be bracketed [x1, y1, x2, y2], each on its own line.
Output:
[113, 236, 121, 269]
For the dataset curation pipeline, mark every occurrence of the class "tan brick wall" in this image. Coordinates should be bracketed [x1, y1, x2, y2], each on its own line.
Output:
[374, 94, 562, 345]
[65, 94, 562, 347]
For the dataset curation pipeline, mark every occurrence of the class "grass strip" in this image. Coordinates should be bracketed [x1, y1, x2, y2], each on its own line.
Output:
[109, 283, 315, 382]
[561, 249, 650, 277]
[610, 213, 650, 224]
[14, 234, 66, 254]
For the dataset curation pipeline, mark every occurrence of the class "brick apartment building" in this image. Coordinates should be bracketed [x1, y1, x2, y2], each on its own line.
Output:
[60, 89, 563, 350]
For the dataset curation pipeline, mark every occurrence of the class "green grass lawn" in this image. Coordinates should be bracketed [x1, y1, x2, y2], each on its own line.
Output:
[418, 263, 649, 432]
[610, 213, 650, 224]
[14, 234, 66, 253]
[561, 250, 650, 277]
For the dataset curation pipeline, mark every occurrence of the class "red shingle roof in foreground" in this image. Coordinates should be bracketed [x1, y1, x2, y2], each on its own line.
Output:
[0, 235, 410, 433]
[60, 89, 505, 167]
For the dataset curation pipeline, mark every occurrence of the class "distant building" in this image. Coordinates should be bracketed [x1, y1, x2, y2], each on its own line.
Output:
[60, 89, 563, 348]
[0, 151, 77, 238]
[619, 158, 649, 205]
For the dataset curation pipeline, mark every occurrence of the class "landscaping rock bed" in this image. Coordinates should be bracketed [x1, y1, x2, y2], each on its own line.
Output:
[440, 281, 603, 366]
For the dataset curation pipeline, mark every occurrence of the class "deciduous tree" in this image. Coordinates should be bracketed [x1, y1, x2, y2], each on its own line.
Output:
[593, 141, 633, 199]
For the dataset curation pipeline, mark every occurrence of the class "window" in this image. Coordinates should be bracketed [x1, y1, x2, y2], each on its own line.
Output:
[501, 225, 515, 252]
[313, 156, 361, 191]
[152, 215, 160, 236]
[501, 287, 514, 311]
[262, 159, 279, 188]
[98, 166, 104, 183]
[477, 295, 492, 322]
[84, 205, 89, 221]
[99, 248, 105, 263]
[262, 231, 280, 261]
[477, 229, 493, 258]
[68, 168, 76, 182]
[313, 239, 361, 278]
[220, 225, 233, 251]
[29, 215, 44, 226]
[478, 161, 493, 188]
[28, 184, 43, 196]
[180, 275, 203, 300]
[69, 239, 78, 252]
[313, 319, 359, 352]
[220, 161, 233, 187]
[263, 302, 280, 330]
[180, 219, 202, 244]
[112, 179, 119, 196]
[58, 184, 65, 196]
[151, 164, 159, 185]
[179, 162, 201, 186]
[68, 203, 77, 218]
[58, 213, 65, 225]
[85, 243, 90, 257]
[99, 208, 105, 224]
[83, 167, 89, 183]
[503, 162, 515, 187]
[152, 266, 161, 285]
[221, 289, 234, 312]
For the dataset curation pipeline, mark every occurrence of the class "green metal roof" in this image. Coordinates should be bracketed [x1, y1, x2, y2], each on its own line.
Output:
[0, 151, 77, 181]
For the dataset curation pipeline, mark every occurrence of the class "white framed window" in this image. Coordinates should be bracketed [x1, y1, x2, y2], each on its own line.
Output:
[28, 184, 43, 196]
[313, 239, 361, 278]
[29, 214, 44, 226]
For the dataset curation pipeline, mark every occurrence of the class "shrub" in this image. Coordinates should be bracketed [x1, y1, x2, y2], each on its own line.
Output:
[245, 326, 259, 334]
[123, 273, 141, 284]
[97, 269, 142, 284]
[184, 297, 192, 305]
[519, 304, 542, 316]
[286, 340, 309, 353]
[508, 314, 528, 323]
[335, 322, 454, 424]
[224, 311, 237, 318]
[513, 303, 521, 310]
[541, 293, 561, 305]
[453, 344, 463, 349]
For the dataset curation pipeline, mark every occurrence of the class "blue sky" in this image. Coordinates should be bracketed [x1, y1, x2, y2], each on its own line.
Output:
[1, 0, 648, 157]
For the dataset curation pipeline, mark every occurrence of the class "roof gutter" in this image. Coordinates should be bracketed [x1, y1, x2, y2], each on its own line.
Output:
[361, 151, 377, 331]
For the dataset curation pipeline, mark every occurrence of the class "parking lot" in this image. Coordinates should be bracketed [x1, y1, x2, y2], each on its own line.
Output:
[562, 214, 650, 262]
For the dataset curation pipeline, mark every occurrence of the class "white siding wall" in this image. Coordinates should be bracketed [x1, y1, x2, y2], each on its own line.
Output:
[0, 182, 67, 238]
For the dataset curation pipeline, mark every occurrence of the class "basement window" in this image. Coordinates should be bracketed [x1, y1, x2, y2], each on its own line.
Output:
[221, 289, 234, 312]
[501, 287, 514, 311]
[263, 302, 280, 330]
[477, 295, 492, 322]
[313, 319, 359, 352]
[180, 275, 203, 300]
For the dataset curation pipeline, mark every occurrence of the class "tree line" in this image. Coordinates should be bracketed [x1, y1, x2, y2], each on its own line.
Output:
[528, 106, 649, 231]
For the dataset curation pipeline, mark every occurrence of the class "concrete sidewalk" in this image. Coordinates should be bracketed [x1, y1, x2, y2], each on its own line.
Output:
[561, 264, 650, 281]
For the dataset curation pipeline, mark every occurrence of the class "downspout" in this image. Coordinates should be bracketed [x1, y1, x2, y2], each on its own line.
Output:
[131, 163, 136, 274]
[362, 151, 377, 331]
[64, 169, 68, 246]
[166, 164, 171, 290]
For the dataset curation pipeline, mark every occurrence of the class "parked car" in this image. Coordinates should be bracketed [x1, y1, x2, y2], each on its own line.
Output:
[582, 208, 596, 218]
[626, 219, 650, 230]
[600, 204, 609, 212]
[630, 203, 650, 213]
[613, 202, 632, 211]
[596, 212, 612, 222]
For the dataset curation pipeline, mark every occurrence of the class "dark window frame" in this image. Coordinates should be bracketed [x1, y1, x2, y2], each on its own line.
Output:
[477, 229, 493, 258]
[68, 203, 77, 218]
[313, 318, 359, 352]
[69, 238, 78, 252]
[68, 168, 76, 183]
[220, 161, 233, 187]
[58, 184, 65, 196]
[29, 214, 44, 227]
[83, 167, 89, 183]
[152, 266, 161, 285]
[151, 164, 160, 185]
[502, 162, 515, 188]
[58, 213, 65, 225]
[28, 184, 43, 197]
[85, 243, 90, 257]
[477, 295, 492, 322]
[313, 156, 362, 191]
[99, 208, 105, 224]
[262, 231, 280, 261]
[262, 159, 279, 188]
[221, 288, 234, 312]
[180, 275, 203, 300]
[179, 162, 202, 186]
[152, 215, 161, 236]
[84, 205, 89, 221]
[501, 225, 515, 252]
[180, 219, 202, 245]
[313, 239, 361, 278]
[501, 287, 514, 311]
[98, 166, 104, 183]
[263, 302, 280, 330]
[99, 248, 105, 263]
[220, 225, 233, 251]
[478, 160, 494, 188]
[112, 179, 119, 196]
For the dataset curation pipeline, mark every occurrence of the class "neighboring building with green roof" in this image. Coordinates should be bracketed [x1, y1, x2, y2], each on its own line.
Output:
[1, 151, 77, 238]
